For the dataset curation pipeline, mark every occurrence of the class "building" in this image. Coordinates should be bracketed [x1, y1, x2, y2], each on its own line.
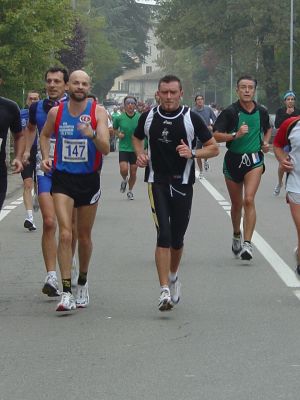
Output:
[107, 0, 162, 103]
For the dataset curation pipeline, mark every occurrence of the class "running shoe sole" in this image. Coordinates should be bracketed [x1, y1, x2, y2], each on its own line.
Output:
[24, 220, 36, 231]
[158, 299, 173, 312]
[240, 250, 253, 261]
[42, 283, 60, 297]
[56, 303, 76, 312]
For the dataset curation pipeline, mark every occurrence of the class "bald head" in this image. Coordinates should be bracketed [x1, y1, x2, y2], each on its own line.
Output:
[69, 70, 90, 83]
[68, 70, 91, 102]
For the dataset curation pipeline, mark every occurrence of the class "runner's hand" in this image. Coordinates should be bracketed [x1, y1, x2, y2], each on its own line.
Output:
[136, 153, 149, 168]
[176, 139, 191, 159]
[11, 158, 23, 174]
[41, 159, 52, 173]
[281, 156, 294, 172]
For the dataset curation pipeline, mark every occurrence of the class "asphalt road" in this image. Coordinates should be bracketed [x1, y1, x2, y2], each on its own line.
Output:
[1, 148, 300, 400]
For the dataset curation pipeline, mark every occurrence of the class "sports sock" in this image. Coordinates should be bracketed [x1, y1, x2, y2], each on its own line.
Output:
[62, 279, 72, 293]
[169, 272, 177, 283]
[47, 271, 57, 278]
[78, 271, 87, 286]
[160, 285, 169, 293]
[26, 210, 33, 220]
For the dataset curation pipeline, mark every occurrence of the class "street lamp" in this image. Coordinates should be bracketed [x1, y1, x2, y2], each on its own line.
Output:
[289, 0, 294, 90]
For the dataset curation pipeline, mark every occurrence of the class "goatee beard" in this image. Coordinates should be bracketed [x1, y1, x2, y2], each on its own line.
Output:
[70, 93, 87, 102]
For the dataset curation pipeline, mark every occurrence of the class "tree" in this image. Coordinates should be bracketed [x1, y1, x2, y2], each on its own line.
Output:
[0, 0, 74, 105]
[156, 0, 300, 111]
[60, 19, 86, 72]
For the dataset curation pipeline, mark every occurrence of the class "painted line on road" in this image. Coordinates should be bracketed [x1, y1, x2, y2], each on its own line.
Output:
[0, 196, 23, 222]
[195, 171, 300, 291]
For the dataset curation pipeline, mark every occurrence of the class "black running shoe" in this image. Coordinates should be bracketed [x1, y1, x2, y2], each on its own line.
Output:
[24, 219, 36, 231]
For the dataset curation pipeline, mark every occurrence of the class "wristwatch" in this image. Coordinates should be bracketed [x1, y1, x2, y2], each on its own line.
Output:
[191, 149, 196, 159]
[231, 132, 237, 138]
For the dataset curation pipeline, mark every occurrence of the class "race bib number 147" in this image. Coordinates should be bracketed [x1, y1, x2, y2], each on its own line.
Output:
[62, 138, 88, 162]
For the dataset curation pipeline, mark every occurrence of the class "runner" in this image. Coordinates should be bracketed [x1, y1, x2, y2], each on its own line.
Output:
[23, 67, 76, 297]
[40, 70, 110, 312]
[192, 94, 217, 178]
[0, 73, 24, 210]
[20, 90, 40, 231]
[113, 96, 140, 200]
[273, 115, 300, 277]
[273, 91, 300, 196]
[213, 75, 272, 260]
[133, 75, 219, 311]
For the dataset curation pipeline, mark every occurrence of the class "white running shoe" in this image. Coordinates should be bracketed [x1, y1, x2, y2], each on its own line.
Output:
[42, 274, 60, 297]
[158, 289, 173, 312]
[24, 218, 36, 231]
[120, 178, 128, 193]
[169, 276, 181, 305]
[273, 184, 282, 196]
[239, 241, 253, 260]
[199, 172, 204, 180]
[127, 191, 134, 200]
[76, 283, 89, 308]
[204, 160, 210, 171]
[232, 234, 242, 257]
[56, 292, 76, 312]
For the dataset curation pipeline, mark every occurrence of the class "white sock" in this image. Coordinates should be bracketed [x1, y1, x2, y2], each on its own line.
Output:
[47, 271, 57, 278]
[160, 285, 169, 293]
[26, 210, 33, 220]
[169, 272, 178, 283]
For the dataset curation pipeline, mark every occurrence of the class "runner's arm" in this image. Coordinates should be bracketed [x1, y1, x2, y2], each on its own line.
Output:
[40, 107, 57, 172]
[12, 131, 25, 173]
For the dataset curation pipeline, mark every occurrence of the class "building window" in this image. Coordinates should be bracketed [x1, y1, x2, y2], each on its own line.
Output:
[146, 66, 152, 74]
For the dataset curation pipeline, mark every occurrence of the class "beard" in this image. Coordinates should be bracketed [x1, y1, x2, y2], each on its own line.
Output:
[69, 91, 87, 102]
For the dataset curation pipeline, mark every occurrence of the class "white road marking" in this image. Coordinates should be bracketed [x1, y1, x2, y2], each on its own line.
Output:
[197, 175, 300, 291]
[0, 196, 23, 222]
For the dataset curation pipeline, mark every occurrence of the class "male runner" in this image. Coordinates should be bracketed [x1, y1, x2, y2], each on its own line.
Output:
[213, 75, 272, 260]
[133, 75, 219, 311]
[192, 94, 217, 177]
[40, 70, 110, 312]
[113, 96, 140, 200]
[21, 90, 40, 231]
[273, 91, 300, 196]
[23, 67, 72, 297]
[0, 73, 24, 210]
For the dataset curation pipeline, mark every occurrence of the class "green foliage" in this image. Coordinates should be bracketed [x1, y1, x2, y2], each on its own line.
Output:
[0, 0, 74, 105]
[156, 0, 300, 111]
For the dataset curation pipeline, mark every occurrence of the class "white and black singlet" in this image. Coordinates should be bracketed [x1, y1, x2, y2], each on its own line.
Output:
[134, 105, 212, 249]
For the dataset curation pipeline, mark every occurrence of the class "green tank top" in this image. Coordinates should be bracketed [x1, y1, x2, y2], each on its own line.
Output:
[228, 110, 263, 154]
[114, 112, 140, 152]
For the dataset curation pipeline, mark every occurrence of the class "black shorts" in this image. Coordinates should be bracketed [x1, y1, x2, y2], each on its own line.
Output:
[148, 182, 193, 249]
[119, 151, 137, 165]
[223, 150, 265, 183]
[21, 145, 37, 180]
[52, 170, 101, 208]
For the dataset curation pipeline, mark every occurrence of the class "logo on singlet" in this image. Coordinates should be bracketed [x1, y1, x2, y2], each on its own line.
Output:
[163, 120, 172, 125]
[80, 115, 91, 124]
[158, 128, 172, 143]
